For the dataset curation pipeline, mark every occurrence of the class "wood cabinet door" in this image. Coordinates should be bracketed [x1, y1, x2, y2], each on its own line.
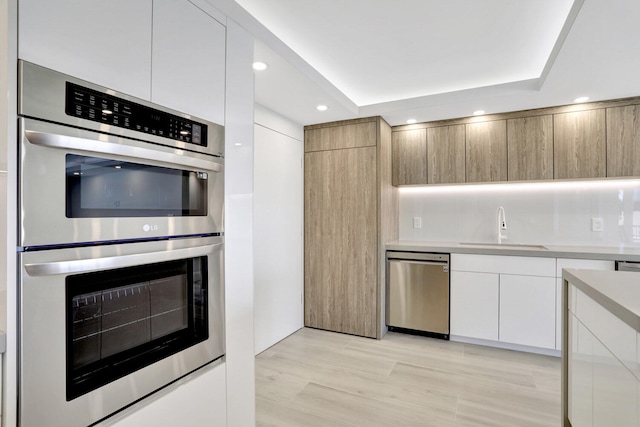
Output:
[305, 121, 377, 152]
[392, 129, 427, 185]
[554, 109, 606, 179]
[606, 105, 640, 177]
[465, 120, 507, 182]
[507, 115, 553, 181]
[427, 125, 466, 184]
[304, 147, 378, 338]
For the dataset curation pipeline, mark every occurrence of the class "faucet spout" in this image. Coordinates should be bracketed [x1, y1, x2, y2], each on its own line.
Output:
[497, 206, 508, 244]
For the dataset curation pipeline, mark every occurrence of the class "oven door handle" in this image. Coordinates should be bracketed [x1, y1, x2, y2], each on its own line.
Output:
[24, 129, 223, 173]
[24, 243, 222, 276]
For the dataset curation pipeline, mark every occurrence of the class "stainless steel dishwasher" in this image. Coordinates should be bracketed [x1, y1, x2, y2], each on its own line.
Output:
[386, 251, 450, 339]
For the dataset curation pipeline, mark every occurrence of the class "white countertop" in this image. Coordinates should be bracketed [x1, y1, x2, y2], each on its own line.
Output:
[562, 269, 640, 333]
[387, 240, 640, 262]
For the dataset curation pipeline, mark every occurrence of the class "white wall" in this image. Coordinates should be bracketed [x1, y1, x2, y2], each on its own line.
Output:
[399, 179, 640, 247]
[253, 104, 303, 355]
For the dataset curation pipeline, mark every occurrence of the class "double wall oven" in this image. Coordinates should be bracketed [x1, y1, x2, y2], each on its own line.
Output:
[17, 61, 225, 427]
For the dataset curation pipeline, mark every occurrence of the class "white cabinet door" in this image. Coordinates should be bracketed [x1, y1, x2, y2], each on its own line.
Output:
[106, 363, 227, 426]
[556, 258, 615, 350]
[499, 274, 556, 349]
[18, 0, 152, 99]
[450, 271, 499, 341]
[569, 314, 593, 427]
[151, 0, 226, 124]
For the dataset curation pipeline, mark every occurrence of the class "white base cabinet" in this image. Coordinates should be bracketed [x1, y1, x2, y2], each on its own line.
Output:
[568, 285, 639, 427]
[450, 271, 499, 341]
[451, 254, 617, 353]
[499, 274, 556, 349]
[556, 258, 614, 350]
[451, 254, 556, 350]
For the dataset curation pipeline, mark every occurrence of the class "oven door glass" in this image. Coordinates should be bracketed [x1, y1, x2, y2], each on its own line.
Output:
[66, 256, 208, 400]
[65, 154, 208, 218]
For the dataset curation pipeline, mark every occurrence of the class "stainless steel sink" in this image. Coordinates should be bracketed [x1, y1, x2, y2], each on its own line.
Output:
[459, 242, 548, 250]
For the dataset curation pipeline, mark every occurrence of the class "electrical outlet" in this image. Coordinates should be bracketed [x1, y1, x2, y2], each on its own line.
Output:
[591, 218, 603, 232]
[413, 217, 422, 229]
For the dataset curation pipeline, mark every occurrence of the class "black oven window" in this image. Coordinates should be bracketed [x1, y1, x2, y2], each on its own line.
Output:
[66, 257, 208, 401]
[65, 154, 208, 218]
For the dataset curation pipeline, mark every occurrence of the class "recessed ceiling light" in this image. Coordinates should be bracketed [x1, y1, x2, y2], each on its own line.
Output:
[473, 110, 485, 116]
[234, 142, 242, 146]
[316, 105, 328, 111]
[574, 96, 589, 103]
[252, 62, 268, 71]
[406, 119, 417, 124]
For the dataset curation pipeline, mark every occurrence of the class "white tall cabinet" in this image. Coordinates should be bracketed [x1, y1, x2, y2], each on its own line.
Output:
[18, 0, 226, 124]
[253, 106, 304, 355]
[18, 0, 153, 99]
[16, 1, 250, 426]
[151, 0, 226, 124]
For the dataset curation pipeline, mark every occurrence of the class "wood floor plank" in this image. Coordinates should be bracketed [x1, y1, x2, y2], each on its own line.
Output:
[256, 328, 561, 426]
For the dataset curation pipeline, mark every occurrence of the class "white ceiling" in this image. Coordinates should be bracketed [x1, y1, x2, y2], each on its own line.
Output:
[219, 0, 640, 126]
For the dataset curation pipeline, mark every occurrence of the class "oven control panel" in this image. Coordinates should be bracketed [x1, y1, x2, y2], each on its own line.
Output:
[65, 82, 208, 147]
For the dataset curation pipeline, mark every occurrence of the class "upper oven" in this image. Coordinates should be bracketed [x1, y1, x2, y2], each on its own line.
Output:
[17, 61, 224, 248]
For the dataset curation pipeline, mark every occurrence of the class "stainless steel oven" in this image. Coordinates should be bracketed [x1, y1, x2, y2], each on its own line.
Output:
[17, 61, 225, 426]
[19, 236, 224, 427]
[18, 61, 224, 248]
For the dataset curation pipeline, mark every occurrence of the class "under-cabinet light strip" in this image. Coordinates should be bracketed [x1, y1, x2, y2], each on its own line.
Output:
[399, 179, 640, 194]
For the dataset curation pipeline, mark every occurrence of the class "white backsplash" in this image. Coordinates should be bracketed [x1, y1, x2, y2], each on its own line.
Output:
[399, 179, 640, 247]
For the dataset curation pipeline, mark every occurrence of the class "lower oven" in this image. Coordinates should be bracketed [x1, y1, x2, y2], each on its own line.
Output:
[19, 235, 224, 427]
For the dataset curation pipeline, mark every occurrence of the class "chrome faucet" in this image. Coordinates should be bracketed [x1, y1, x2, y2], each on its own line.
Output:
[497, 206, 508, 244]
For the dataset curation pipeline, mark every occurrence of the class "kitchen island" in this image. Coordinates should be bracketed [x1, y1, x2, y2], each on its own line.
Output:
[562, 269, 640, 426]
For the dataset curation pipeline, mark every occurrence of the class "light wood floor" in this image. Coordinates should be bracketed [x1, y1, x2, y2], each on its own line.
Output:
[255, 327, 561, 427]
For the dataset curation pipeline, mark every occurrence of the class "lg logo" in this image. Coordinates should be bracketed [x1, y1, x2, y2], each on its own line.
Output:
[143, 224, 159, 232]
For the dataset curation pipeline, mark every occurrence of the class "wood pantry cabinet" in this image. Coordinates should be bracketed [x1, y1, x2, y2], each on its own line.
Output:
[304, 117, 397, 339]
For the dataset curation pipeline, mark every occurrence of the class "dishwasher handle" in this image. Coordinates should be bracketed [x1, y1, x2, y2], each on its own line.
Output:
[386, 251, 449, 263]
[616, 261, 640, 272]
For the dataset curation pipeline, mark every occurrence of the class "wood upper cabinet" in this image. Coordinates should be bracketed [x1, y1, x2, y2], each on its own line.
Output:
[427, 125, 466, 184]
[507, 115, 553, 181]
[606, 105, 640, 177]
[392, 129, 427, 185]
[305, 120, 377, 152]
[465, 120, 507, 182]
[554, 109, 606, 179]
